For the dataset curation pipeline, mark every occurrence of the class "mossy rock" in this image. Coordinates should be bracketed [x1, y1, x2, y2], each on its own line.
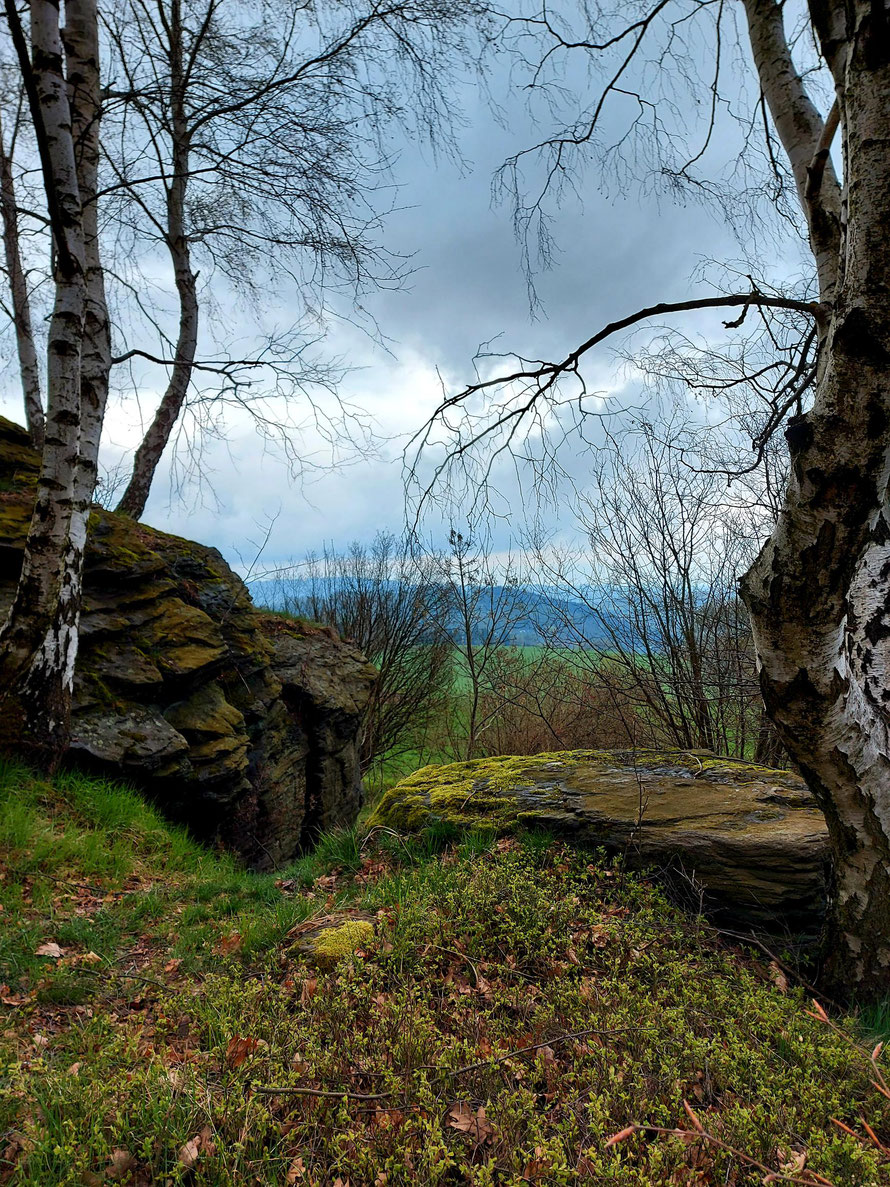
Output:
[303, 918, 375, 966]
[371, 749, 830, 931]
[0, 416, 376, 868]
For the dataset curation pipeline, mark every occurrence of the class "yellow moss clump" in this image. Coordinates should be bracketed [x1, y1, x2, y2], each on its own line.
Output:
[311, 920, 374, 963]
[368, 751, 597, 833]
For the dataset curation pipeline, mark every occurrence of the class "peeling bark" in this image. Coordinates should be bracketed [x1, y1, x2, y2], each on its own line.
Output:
[0, 0, 105, 769]
[740, 0, 890, 997]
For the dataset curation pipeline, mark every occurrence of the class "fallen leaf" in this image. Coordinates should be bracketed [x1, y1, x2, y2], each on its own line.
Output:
[769, 961, 789, 992]
[778, 1148, 807, 1174]
[34, 941, 63, 958]
[447, 1101, 493, 1143]
[106, 1147, 136, 1181]
[286, 1155, 305, 1182]
[178, 1136, 201, 1169]
[0, 984, 30, 1006]
[226, 1034, 260, 1069]
[523, 1146, 551, 1179]
[79, 951, 102, 965]
[217, 933, 242, 955]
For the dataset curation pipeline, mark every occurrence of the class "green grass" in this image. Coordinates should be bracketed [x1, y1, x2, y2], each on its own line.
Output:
[1, 763, 889, 1185]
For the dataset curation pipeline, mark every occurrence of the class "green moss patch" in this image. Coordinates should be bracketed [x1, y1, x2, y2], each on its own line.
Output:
[0, 763, 888, 1185]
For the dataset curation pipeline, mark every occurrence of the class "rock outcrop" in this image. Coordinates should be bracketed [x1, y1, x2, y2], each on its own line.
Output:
[370, 749, 830, 931]
[0, 417, 376, 867]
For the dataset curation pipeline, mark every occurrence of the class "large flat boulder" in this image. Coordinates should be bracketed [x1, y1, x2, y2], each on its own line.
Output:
[0, 417, 376, 867]
[370, 749, 831, 930]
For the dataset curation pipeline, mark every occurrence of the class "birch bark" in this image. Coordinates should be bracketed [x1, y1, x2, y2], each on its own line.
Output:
[0, 105, 44, 449]
[740, 0, 890, 995]
[0, 0, 104, 768]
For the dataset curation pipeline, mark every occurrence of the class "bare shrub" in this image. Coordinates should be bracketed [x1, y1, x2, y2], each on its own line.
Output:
[272, 533, 453, 772]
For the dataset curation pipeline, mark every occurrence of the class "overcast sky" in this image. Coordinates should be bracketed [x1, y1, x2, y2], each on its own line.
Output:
[0, 19, 796, 576]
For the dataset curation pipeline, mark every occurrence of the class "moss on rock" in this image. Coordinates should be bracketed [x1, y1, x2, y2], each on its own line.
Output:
[0, 415, 376, 868]
[310, 919, 375, 964]
[371, 749, 830, 931]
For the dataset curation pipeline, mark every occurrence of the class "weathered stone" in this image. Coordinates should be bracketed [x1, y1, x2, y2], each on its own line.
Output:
[0, 416, 376, 866]
[370, 749, 831, 931]
[70, 707, 190, 774]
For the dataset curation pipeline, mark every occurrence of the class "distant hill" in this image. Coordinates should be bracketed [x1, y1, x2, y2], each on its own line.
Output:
[249, 577, 630, 648]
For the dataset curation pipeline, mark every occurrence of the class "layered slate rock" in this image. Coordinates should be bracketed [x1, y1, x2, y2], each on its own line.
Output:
[0, 417, 376, 867]
[370, 749, 830, 930]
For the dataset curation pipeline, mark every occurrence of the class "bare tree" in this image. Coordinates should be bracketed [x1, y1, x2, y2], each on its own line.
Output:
[99, 0, 491, 520]
[0, 0, 492, 766]
[533, 427, 776, 762]
[474, 645, 636, 756]
[436, 529, 530, 760]
[414, 0, 890, 994]
[272, 533, 454, 772]
[0, 82, 43, 448]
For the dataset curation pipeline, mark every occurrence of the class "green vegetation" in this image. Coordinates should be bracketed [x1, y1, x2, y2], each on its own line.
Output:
[2, 763, 889, 1185]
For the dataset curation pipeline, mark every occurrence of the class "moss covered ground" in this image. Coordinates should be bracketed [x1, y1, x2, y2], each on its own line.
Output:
[1, 762, 889, 1185]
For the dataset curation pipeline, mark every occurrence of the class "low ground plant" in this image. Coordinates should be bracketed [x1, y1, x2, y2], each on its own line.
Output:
[0, 762, 888, 1185]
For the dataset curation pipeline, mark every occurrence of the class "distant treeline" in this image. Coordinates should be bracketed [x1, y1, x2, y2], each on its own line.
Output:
[251, 524, 784, 781]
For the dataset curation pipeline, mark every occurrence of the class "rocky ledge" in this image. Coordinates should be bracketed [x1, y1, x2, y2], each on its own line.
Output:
[0, 417, 376, 867]
[370, 749, 830, 931]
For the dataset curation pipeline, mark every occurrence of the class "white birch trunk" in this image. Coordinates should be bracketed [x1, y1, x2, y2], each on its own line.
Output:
[740, 0, 890, 996]
[0, 0, 91, 764]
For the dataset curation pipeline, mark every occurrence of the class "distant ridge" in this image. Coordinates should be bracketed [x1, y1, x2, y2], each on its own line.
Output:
[249, 577, 630, 648]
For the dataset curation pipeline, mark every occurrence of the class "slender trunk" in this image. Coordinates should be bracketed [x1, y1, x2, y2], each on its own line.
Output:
[66, 0, 111, 512]
[683, 628, 716, 752]
[741, 0, 890, 998]
[0, 0, 88, 766]
[0, 108, 44, 450]
[116, 0, 197, 520]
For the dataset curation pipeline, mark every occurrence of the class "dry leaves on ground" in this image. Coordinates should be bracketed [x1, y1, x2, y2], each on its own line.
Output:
[447, 1101, 494, 1144]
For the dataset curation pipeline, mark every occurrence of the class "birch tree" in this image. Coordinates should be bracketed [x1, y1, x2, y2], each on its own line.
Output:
[415, 0, 890, 998]
[0, 0, 109, 766]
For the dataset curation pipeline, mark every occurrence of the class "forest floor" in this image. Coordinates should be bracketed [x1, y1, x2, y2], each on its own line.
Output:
[1, 761, 889, 1186]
